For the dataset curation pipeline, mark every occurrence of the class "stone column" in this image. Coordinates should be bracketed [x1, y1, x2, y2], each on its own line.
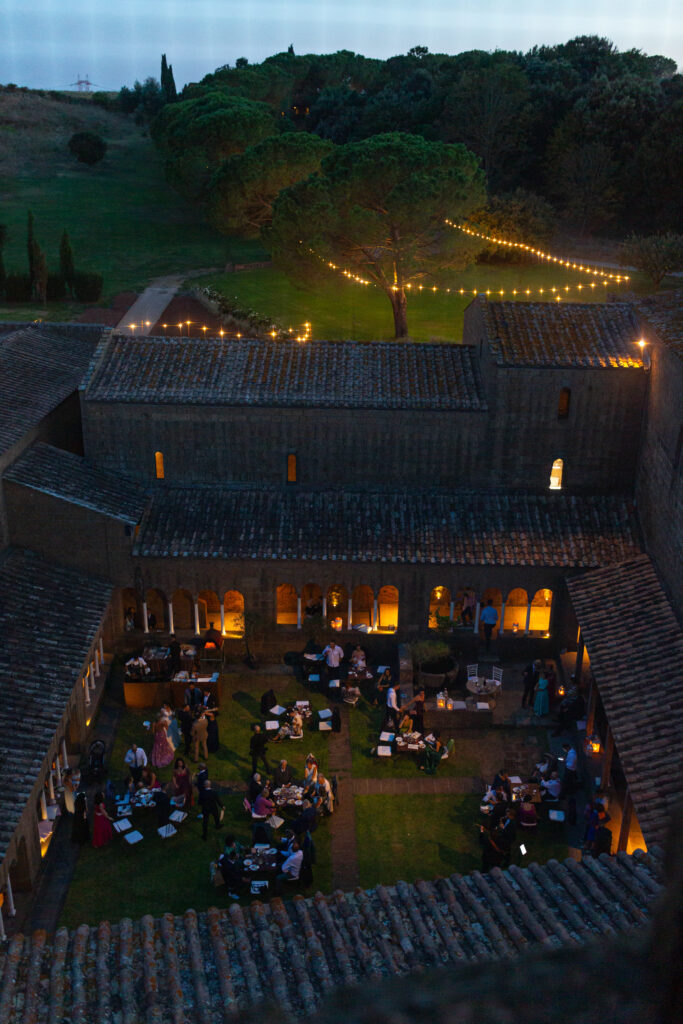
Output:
[5, 874, 15, 917]
[617, 788, 633, 853]
[193, 600, 200, 635]
[449, 600, 455, 623]
[167, 602, 175, 635]
[473, 602, 481, 634]
[0, 904, 5, 940]
[142, 601, 149, 633]
[322, 596, 327, 620]
[90, 662, 96, 690]
[99, 637, 104, 662]
[47, 771, 55, 802]
[40, 791, 47, 820]
[220, 604, 226, 635]
[373, 598, 378, 630]
[84, 676, 90, 707]
[499, 601, 506, 636]
[54, 756, 62, 787]
[348, 597, 353, 630]
[62, 739, 68, 770]
[296, 598, 302, 630]
[524, 603, 532, 635]
[95, 649, 100, 676]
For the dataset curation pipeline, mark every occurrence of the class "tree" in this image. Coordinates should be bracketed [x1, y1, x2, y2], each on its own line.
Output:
[30, 239, 48, 303]
[470, 189, 556, 261]
[68, 131, 107, 165]
[267, 132, 485, 338]
[59, 230, 75, 290]
[207, 132, 333, 238]
[619, 233, 683, 287]
[160, 54, 177, 104]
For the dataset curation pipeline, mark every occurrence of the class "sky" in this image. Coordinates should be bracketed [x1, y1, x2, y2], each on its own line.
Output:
[2, 0, 681, 91]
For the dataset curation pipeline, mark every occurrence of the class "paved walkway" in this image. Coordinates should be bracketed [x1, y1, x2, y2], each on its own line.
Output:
[327, 707, 358, 890]
[114, 267, 221, 334]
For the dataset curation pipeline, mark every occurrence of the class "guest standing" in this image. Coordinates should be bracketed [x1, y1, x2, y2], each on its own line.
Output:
[92, 791, 114, 848]
[249, 724, 270, 774]
[151, 716, 175, 768]
[191, 713, 209, 762]
[72, 792, 90, 844]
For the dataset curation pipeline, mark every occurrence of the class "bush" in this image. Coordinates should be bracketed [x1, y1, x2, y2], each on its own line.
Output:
[4, 272, 32, 302]
[46, 273, 67, 302]
[68, 131, 107, 165]
[72, 270, 103, 302]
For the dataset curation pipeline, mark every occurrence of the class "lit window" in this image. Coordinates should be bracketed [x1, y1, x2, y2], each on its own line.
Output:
[549, 458, 563, 490]
[558, 387, 571, 420]
[287, 453, 297, 483]
[155, 451, 164, 479]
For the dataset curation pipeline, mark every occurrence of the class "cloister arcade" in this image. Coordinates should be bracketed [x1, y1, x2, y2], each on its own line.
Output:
[428, 585, 553, 635]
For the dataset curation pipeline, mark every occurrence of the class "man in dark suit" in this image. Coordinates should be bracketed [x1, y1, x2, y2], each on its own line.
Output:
[199, 780, 224, 840]
[273, 759, 294, 787]
[201, 689, 218, 710]
[249, 724, 270, 774]
[184, 681, 202, 709]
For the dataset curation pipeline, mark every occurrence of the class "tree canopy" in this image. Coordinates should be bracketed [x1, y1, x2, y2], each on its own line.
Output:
[267, 132, 485, 338]
[207, 132, 333, 238]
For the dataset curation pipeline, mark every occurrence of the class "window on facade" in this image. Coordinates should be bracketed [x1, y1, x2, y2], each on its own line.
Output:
[155, 451, 164, 479]
[549, 458, 563, 490]
[558, 387, 571, 420]
[287, 453, 297, 483]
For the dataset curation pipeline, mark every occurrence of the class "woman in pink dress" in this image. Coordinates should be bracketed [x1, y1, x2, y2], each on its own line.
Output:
[92, 791, 113, 848]
[151, 715, 175, 768]
[171, 757, 193, 807]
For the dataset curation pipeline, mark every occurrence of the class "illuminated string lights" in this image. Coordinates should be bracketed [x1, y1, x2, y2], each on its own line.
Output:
[124, 320, 313, 341]
[445, 219, 630, 283]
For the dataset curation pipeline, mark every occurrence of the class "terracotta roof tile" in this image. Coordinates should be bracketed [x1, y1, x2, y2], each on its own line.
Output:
[480, 301, 643, 368]
[632, 290, 683, 359]
[0, 324, 103, 454]
[83, 335, 486, 410]
[134, 488, 640, 567]
[5, 443, 149, 524]
[566, 555, 683, 846]
[0, 850, 664, 1020]
[0, 549, 112, 865]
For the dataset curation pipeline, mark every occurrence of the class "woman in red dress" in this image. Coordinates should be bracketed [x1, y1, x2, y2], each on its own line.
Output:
[92, 790, 114, 848]
[171, 757, 193, 807]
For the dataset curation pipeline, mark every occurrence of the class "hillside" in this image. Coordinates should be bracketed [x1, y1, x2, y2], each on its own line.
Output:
[0, 89, 263, 301]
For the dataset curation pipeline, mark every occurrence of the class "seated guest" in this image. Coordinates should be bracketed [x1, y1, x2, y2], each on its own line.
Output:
[492, 771, 513, 801]
[139, 766, 161, 790]
[124, 743, 147, 784]
[222, 833, 244, 860]
[273, 759, 294, 788]
[540, 772, 562, 800]
[404, 688, 425, 734]
[303, 755, 319, 791]
[276, 707, 303, 741]
[518, 791, 539, 830]
[253, 785, 276, 819]
[487, 792, 509, 828]
[419, 731, 445, 774]
[275, 839, 303, 892]
[316, 774, 334, 814]
[292, 798, 317, 835]
[125, 654, 150, 680]
[398, 711, 413, 733]
[350, 645, 368, 672]
[247, 772, 263, 803]
[203, 621, 223, 649]
[342, 680, 362, 702]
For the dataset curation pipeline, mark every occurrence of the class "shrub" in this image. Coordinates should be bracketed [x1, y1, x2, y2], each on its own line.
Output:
[46, 273, 67, 301]
[72, 270, 103, 302]
[68, 131, 107, 165]
[4, 272, 32, 302]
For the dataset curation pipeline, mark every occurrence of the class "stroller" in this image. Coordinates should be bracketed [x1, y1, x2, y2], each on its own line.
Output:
[87, 740, 107, 783]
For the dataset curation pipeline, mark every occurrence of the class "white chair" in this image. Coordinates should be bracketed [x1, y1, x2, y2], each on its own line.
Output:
[467, 663, 479, 683]
[487, 665, 503, 687]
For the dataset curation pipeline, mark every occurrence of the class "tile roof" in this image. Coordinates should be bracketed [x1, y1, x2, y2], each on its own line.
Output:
[632, 290, 683, 359]
[0, 323, 103, 455]
[0, 849, 663, 1020]
[83, 335, 486, 410]
[0, 549, 112, 866]
[479, 300, 643, 368]
[566, 555, 683, 847]
[4, 442, 149, 524]
[134, 488, 640, 567]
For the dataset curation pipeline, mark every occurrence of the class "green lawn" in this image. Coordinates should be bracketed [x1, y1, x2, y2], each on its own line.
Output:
[349, 699, 482, 778]
[0, 96, 266, 305]
[195, 261, 649, 343]
[355, 794, 569, 889]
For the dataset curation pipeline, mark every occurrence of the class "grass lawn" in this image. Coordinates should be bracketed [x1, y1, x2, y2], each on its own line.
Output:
[0, 91, 266, 305]
[349, 698, 482, 778]
[355, 794, 570, 889]
[195, 262, 651, 343]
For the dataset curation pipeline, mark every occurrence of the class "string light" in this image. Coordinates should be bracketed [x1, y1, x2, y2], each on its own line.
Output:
[445, 219, 630, 283]
[123, 321, 312, 340]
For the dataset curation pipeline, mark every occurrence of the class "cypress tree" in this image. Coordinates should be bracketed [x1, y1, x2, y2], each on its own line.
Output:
[27, 210, 35, 282]
[166, 63, 177, 102]
[161, 53, 168, 96]
[31, 239, 48, 303]
[59, 229, 75, 290]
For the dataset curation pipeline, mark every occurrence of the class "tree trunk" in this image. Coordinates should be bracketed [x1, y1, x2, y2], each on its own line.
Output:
[389, 288, 408, 338]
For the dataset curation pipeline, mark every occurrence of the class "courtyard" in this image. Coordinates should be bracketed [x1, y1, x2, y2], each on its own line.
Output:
[54, 654, 571, 929]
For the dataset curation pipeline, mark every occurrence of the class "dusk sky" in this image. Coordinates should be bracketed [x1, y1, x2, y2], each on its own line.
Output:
[3, 0, 681, 91]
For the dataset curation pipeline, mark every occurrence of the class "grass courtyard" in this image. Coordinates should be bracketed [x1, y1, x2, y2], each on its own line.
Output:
[59, 667, 571, 928]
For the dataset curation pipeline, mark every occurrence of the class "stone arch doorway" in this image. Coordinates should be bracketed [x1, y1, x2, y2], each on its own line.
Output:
[145, 588, 167, 631]
[377, 586, 398, 633]
[171, 589, 194, 632]
[223, 591, 245, 636]
[351, 585, 373, 629]
[198, 589, 220, 632]
[429, 586, 451, 629]
[276, 584, 298, 626]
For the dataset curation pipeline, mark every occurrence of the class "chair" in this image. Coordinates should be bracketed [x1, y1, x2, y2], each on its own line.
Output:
[487, 665, 503, 687]
[467, 663, 479, 683]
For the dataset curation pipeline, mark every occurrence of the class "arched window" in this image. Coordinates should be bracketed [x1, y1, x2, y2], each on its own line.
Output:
[558, 388, 571, 420]
[530, 588, 553, 635]
[223, 590, 245, 636]
[377, 586, 399, 633]
[549, 458, 563, 490]
[351, 585, 373, 628]
[155, 451, 165, 479]
[287, 453, 297, 483]
[503, 588, 528, 632]
[276, 583, 298, 626]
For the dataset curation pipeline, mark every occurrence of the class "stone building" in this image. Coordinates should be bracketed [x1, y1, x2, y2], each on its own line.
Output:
[0, 294, 681, 914]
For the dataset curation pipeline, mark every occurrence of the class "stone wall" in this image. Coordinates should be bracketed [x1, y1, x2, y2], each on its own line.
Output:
[635, 336, 683, 617]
